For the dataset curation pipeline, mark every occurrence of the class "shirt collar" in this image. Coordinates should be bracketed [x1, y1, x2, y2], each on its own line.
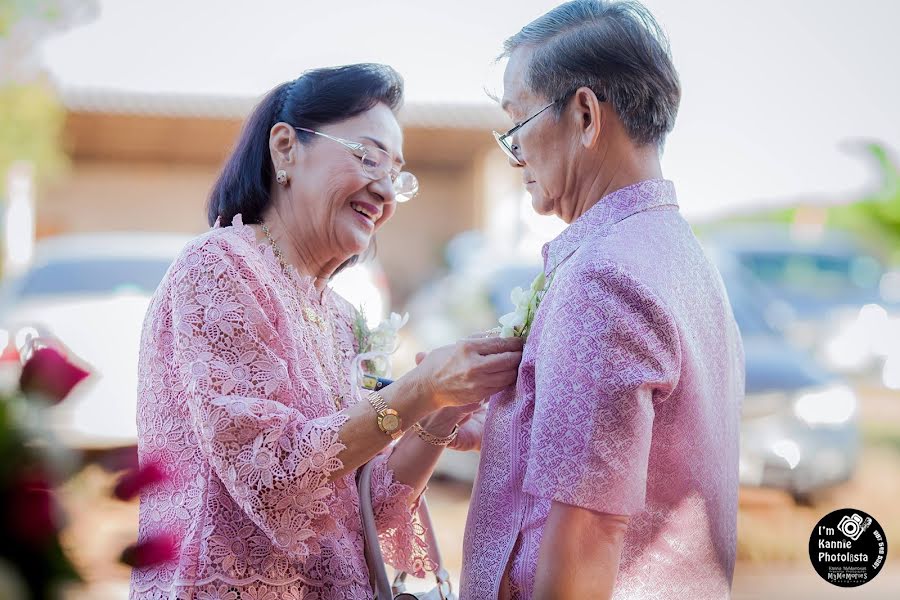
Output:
[542, 178, 679, 276]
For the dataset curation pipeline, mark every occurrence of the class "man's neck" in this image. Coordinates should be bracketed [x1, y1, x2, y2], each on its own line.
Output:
[567, 145, 663, 223]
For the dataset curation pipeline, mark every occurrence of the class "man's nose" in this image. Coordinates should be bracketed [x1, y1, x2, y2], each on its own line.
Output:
[509, 144, 524, 167]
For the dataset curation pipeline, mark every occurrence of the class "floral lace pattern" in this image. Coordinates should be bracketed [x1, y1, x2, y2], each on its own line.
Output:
[461, 180, 744, 599]
[131, 215, 431, 599]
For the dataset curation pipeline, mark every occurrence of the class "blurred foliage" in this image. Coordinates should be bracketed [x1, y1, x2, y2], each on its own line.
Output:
[0, 0, 98, 184]
[705, 143, 900, 265]
[1, 0, 56, 33]
[0, 83, 67, 183]
[826, 144, 900, 260]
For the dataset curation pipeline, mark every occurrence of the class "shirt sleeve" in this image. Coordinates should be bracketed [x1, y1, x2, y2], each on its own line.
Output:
[169, 235, 348, 563]
[522, 261, 681, 515]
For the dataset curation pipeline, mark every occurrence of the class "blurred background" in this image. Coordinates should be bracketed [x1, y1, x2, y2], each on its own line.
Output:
[1, 0, 899, 598]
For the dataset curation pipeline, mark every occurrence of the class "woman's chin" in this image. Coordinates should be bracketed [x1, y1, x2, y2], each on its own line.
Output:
[338, 230, 372, 259]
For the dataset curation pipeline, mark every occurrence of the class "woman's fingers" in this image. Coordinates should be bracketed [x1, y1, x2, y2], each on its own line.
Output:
[468, 329, 500, 339]
[415, 351, 427, 365]
[480, 369, 519, 389]
[457, 400, 483, 413]
[479, 350, 523, 374]
[465, 336, 524, 356]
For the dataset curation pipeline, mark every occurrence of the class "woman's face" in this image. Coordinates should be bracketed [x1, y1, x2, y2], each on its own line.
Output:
[276, 102, 404, 263]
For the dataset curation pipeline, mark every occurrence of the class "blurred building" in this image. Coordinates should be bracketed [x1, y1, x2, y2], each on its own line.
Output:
[38, 89, 521, 304]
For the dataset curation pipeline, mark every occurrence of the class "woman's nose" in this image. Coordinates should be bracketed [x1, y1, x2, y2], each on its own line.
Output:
[367, 176, 397, 205]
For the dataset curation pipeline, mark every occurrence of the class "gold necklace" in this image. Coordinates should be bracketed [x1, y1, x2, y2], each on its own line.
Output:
[261, 222, 346, 411]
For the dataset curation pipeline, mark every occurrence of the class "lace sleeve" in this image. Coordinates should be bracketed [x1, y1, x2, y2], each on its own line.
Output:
[169, 237, 349, 563]
[367, 451, 434, 577]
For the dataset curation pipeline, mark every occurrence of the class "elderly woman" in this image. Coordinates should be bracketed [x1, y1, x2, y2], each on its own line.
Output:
[462, 2, 744, 600]
[130, 63, 523, 600]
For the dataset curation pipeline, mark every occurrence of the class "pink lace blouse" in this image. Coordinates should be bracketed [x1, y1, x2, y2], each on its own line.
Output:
[130, 215, 430, 600]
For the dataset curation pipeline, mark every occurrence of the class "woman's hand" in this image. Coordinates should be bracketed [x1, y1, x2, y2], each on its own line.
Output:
[412, 336, 523, 410]
[449, 402, 487, 452]
[414, 351, 489, 451]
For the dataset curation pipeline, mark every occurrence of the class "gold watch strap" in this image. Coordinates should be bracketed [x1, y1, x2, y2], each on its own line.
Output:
[367, 390, 389, 414]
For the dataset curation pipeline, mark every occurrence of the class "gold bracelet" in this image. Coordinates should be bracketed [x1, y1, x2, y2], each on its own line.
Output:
[412, 422, 459, 447]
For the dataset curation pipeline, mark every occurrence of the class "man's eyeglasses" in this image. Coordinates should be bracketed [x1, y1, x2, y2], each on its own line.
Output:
[294, 127, 419, 202]
[492, 102, 555, 166]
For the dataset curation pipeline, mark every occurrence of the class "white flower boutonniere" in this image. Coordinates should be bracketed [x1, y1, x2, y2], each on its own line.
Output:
[497, 271, 552, 339]
[353, 309, 409, 377]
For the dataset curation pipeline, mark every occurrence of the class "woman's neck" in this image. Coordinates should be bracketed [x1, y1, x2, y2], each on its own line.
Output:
[252, 218, 344, 293]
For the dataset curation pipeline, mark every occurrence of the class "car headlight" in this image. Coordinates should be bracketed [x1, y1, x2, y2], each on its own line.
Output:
[793, 383, 857, 426]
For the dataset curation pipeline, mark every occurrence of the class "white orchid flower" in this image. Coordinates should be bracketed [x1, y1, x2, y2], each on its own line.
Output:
[496, 272, 552, 340]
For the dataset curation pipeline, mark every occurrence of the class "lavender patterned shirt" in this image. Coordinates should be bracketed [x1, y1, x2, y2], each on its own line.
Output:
[461, 180, 744, 599]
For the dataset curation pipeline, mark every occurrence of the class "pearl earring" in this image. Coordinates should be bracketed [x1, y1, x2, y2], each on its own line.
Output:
[276, 169, 288, 185]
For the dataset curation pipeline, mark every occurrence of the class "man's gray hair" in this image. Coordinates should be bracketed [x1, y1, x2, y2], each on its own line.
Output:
[502, 0, 681, 147]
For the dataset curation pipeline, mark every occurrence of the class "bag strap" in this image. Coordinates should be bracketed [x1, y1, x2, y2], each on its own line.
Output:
[358, 461, 395, 599]
[358, 461, 453, 599]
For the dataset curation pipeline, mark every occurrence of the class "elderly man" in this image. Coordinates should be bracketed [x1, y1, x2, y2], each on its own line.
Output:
[460, 1, 745, 599]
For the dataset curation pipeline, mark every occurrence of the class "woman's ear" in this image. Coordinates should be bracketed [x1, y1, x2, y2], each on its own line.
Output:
[269, 122, 297, 170]
[572, 86, 604, 149]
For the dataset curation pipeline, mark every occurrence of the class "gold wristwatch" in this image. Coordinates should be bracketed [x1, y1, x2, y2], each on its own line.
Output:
[367, 391, 403, 439]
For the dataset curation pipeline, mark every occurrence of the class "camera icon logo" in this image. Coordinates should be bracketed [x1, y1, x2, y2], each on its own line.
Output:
[837, 513, 871, 541]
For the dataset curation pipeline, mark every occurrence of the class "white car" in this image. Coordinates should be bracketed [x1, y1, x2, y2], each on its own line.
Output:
[0, 232, 390, 449]
[0, 233, 193, 448]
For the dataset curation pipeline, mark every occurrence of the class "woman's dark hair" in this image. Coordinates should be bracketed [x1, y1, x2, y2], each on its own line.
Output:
[207, 63, 404, 227]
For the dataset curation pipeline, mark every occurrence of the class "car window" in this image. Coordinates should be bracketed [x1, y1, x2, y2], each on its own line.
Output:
[726, 282, 776, 336]
[720, 262, 798, 337]
[17, 259, 172, 298]
[738, 251, 882, 296]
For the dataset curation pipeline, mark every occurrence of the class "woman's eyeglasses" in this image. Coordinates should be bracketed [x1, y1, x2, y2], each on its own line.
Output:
[294, 127, 419, 202]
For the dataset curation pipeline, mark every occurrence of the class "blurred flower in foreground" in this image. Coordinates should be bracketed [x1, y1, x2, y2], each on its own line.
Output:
[120, 532, 179, 568]
[114, 460, 168, 501]
[19, 347, 89, 404]
[0, 339, 84, 597]
[5, 472, 58, 544]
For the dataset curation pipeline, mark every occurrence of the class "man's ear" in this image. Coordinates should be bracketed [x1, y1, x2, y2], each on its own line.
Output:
[269, 122, 298, 171]
[571, 86, 604, 149]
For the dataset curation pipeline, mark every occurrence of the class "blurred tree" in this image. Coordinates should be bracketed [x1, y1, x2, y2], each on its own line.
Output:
[0, 83, 66, 182]
[826, 143, 900, 262]
[1, 0, 98, 84]
[704, 143, 900, 265]
[0, 0, 98, 181]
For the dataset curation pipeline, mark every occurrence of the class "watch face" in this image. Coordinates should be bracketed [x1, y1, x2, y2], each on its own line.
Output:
[381, 413, 401, 432]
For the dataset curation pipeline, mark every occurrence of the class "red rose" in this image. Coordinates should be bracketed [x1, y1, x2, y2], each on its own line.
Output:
[19, 347, 90, 404]
[6, 472, 58, 543]
[120, 532, 179, 567]
[114, 461, 168, 501]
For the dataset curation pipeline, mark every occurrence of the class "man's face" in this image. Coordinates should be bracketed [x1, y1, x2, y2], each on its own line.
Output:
[501, 47, 577, 219]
